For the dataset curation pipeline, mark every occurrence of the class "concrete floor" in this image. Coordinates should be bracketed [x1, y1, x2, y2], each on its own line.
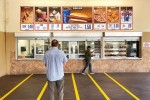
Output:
[0, 73, 150, 100]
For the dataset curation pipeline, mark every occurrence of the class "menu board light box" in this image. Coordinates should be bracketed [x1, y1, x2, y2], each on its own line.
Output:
[107, 7, 120, 30]
[35, 7, 48, 31]
[62, 7, 93, 30]
[94, 7, 106, 30]
[20, 6, 133, 31]
[20, 7, 34, 31]
[49, 7, 61, 30]
[121, 7, 133, 30]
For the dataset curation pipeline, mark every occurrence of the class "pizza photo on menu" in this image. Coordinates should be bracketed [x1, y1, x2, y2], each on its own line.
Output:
[94, 7, 106, 23]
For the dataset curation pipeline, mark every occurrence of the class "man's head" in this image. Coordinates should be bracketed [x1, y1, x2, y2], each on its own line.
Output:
[87, 46, 91, 50]
[51, 39, 59, 47]
[58, 43, 61, 49]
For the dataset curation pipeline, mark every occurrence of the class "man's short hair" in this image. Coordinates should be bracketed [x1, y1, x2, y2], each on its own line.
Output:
[87, 46, 91, 49]
[51, 39, 58, 47]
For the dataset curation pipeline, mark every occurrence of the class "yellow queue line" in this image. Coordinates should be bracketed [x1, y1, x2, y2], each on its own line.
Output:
[71, 73, 80, 100]
[37, 81, 48, 100]
[104, 73, 140, 100]
[0, 74, 33, 100]
[87, 74, 110, 100]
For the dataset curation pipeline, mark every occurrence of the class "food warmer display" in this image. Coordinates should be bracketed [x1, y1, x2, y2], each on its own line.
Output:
[103, 32, 142, 59]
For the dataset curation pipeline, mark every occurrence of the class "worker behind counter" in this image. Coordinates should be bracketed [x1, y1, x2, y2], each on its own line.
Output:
[31, 45, 38, 58]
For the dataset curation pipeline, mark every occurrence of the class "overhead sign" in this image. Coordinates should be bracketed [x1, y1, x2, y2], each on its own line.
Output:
[20, 6, 133, 31]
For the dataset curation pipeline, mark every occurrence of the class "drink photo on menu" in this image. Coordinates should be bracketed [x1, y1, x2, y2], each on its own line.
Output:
[35, 7, 48, 30]
[49, 7, 61, 24]
[121, 7, 133, 30]
[35, 7, 48, 23]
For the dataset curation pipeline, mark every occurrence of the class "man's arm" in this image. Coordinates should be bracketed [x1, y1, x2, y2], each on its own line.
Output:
[43, 54, 47, 67]
[63, 62, 66, 68]
[63, 52, 68, 68]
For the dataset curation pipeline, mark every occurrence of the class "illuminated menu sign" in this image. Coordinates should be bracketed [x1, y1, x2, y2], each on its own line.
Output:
[121, 7, 133, 30]
[49, 7, 61, 30]
[20, 7, 34, 31]
[35, 7, 48, 31]
[94, 7, 106, 30]
[20, 6, 133, 31]
[62, 7, 92, 30]
[107, 7, 120, 30]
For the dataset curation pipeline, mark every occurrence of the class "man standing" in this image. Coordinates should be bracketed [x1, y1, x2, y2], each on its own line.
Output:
[81, 46, 94, 75]
[43, 39, 67, 100]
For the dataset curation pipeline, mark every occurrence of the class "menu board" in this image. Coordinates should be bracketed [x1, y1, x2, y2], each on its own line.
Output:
[121, 7, 133, 30]
[20, 6, 133, 31]
[20, 7, 34, 30]
[62, 7, 92, 30]
[94, 7, 106, 30]
[107, 7, 120, 30]
[49, 7, 61, 30]
[35, 7, 48, 30]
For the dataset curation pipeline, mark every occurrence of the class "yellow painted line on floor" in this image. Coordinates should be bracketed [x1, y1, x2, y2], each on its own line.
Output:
[0, 74, 33, 100]
[87, 74, 110, 100]
[36, 81, 48, 100]
[104, 73, 140, 100]
[71, 73, 80, 100]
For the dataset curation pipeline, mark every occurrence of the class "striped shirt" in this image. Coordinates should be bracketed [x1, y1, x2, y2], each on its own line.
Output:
[43, 47, 67, 81]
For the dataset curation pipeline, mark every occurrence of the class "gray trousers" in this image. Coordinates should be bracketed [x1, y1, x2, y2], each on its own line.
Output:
[48, 78, 64, 100]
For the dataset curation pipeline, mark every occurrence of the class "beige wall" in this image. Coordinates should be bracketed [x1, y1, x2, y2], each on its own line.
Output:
[0, 32, 6, 76]
[0, 0, 5, 31]
[143, 32, 150, 42]
[6, 33, 15, 74]
[5, 0, 150, 32]
[0, 0, 6, 77]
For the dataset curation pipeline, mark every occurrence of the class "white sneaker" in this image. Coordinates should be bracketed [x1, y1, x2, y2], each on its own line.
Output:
[81, 73, 86, 75]
[90, 72, 95, 74]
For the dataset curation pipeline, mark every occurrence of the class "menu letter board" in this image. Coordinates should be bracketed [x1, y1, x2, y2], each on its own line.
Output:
[35, 7, 48, 30]
[121, 7, 133, 30]
[49, 7, 61, 30]
[20, 7, 34, 31]
[107, 7, 120, 30]
[62, 7, 92, 30]
[94, 7, 106, 30]
[20, 6, 133, 31]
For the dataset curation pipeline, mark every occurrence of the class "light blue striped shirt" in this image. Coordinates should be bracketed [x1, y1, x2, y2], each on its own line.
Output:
[43, 47, 67, 81]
